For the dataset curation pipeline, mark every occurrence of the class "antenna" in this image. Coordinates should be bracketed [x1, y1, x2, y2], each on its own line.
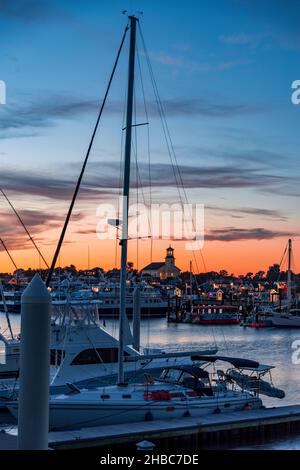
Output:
[122, 10, 143, 18]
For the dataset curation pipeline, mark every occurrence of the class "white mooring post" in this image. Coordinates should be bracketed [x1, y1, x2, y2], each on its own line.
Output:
[133, 286, 141, 351]
[18, 273, 51, 450]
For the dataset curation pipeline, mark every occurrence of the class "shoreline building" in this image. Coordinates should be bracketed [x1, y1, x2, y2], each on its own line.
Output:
[140, 246, 181, 280]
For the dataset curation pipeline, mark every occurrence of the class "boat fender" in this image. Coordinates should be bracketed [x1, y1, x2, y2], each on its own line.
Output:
[243, 403, 252, 411]
[166, 406, 175, 411]
[213, 407, 221, 414]
[145, 411, 153, 421]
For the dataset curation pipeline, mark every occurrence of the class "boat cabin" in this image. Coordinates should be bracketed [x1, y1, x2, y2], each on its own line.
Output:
[158, 365, 213, 396]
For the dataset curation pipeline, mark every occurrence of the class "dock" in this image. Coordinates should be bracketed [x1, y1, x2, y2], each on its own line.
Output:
[46, 404, 300, 450]
[2, 404, 300, 450]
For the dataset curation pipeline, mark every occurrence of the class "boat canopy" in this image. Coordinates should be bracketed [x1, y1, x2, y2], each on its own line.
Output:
[161, 365, 209, 380]
[190, 355, 260, 369]
[240, 364, 274, 372]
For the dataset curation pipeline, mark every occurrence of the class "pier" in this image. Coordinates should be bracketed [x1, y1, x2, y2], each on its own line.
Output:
[2, 404, 291, 450]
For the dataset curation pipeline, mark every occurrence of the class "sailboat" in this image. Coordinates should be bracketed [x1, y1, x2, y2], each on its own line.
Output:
[7, 14, 284, 429]
[271, 239, 300, 327]
[9, 356, 274, 430]
[0, 297, 216, 402]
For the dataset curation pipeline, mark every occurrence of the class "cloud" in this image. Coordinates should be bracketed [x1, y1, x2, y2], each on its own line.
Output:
[207, 205, 288, 221]
[0, 161, 288, 204]
[218, 59, 252, 70]
[148, 51, 211, 71]
[139, 163, 284, 190]
[0, 169, 119, 200]
[148, 50, 251, 72]
[0, 208, 83, 236]
[152, 99, 262, 118]
[205, 227, 293, 242]
[0, 209, 67, 258]
[219, 32, 270, 46]
[175, 145, 289, 171]
[0, 0, 54, 22]
[75, 228, 97, 235]
[0, 94, 264, 138]
[0, 96, 98, 133]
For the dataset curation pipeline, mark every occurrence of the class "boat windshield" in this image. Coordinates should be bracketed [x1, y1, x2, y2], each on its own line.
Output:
[159, 366, 212, 394]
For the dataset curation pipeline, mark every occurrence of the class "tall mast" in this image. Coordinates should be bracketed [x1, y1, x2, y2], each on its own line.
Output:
[287, 238, 292, 312]
[118, 15, 137, 384]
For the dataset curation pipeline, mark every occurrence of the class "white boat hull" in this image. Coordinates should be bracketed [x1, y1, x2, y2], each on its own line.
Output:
[8, 391, 262, 430]
[271, 315, 300, 327]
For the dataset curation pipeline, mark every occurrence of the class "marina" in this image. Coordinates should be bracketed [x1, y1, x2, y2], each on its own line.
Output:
[1, 314, 300, 449]
[0, 1, 299, 459]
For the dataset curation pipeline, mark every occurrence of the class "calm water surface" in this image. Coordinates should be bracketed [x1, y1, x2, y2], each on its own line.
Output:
[1, 313, 300, 449]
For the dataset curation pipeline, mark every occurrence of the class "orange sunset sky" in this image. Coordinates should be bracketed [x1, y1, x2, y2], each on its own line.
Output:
[0, 1, 299, 275]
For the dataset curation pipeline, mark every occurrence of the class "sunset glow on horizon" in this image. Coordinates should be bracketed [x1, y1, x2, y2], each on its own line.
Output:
[0, 0, 299, 276]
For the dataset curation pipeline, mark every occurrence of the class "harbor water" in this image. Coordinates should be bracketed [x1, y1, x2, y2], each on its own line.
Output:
[1, 313, 300, 449]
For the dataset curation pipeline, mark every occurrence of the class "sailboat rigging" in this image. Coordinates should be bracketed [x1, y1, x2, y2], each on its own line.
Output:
[0, 187, 49, 269]
[6, 15, 285, 430]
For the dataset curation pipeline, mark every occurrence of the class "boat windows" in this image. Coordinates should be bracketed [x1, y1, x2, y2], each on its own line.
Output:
[180, 371, 198, 389]
[50, 349, 65, 366]
[165, 368, 183, 382]
[71, 348, 129, 365]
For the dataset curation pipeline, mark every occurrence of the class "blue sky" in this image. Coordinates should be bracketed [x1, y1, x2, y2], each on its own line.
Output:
[0, 0, 299, 273]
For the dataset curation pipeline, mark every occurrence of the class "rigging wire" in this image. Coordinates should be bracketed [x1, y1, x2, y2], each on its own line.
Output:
[137, 24, 207, 275]
[45, 23, 129, 287]
[0, 238, 18, 271]
[275, 242, 288, 284]
[133, 79, 139, 271]
[136, 40, 153, 262]
[0, 187, 49, 269]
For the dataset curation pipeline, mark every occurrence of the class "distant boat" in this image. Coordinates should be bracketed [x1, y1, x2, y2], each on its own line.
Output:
[190, 304, 240, 325]
[271, 240, 300, 327]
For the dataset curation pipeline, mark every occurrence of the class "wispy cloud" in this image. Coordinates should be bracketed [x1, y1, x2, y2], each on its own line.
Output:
[0, 94, 264, 137]
[148, 51, 251, 72]
[0, 161, 289, 206]
[219, 32, 271, 47]
[0, 0, 54, 22]
[0, 169, 118, 200]
[207, 205, 288, 221]
[0, 208, 81, 259]
[148, 51, 211, 71]
[0, 208, 83, 236]
[206, 227, 293, 242]
[0, 96, 98, 134]
[154, 99, 262, 117]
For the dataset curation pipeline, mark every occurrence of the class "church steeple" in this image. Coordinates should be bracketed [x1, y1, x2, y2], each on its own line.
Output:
[165, 245, 175, 266]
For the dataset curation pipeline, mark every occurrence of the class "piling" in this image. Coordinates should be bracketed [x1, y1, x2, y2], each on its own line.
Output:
[18, 273, 51, 450]
[133, 286, 141, 351]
